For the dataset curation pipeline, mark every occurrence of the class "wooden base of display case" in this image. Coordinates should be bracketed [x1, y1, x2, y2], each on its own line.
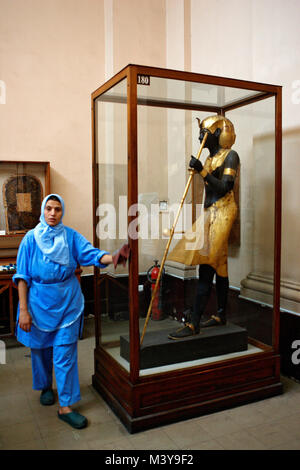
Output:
[92, 345, 283, 433]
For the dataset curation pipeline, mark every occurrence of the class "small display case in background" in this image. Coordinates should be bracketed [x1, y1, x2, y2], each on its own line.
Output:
[0, 161, 50, 236]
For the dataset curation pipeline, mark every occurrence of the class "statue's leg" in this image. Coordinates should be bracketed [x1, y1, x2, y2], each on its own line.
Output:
[216, 274, 229, 323]
[201, 274, 229, 327]
[169, 264, 215, 339]
[191, 264, 215, 329]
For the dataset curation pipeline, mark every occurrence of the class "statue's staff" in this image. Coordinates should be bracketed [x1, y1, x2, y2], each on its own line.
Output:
[140, 131, 208, 346]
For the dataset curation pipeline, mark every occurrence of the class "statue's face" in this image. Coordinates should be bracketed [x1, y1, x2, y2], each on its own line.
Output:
[199, 127, 210, 143]
[199, 128, 215, 147]
[199, 126, 221, 148]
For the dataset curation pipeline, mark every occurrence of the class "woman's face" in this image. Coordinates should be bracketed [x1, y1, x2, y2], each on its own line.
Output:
[44, 199, 63, 226]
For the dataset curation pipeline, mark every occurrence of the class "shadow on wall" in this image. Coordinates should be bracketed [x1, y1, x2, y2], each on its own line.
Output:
[281, 126, 300, 284]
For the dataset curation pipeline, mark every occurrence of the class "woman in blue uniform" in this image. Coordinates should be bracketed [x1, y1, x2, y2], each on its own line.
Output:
[13, 193, 129, 429]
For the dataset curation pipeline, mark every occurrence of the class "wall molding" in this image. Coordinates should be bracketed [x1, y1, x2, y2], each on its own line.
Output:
[240, 271, 300, 314]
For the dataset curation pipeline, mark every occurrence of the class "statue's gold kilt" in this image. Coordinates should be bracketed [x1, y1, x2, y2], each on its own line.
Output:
[167, 191, 237, 277]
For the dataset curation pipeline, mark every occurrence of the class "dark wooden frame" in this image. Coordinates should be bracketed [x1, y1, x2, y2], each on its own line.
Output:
[91, 64, 282, 433]
[0, 270, 18, 338]
[0, 160, 50, 236]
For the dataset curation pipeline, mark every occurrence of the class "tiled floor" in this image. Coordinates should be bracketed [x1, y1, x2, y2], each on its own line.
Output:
[1, 318, 300, 450]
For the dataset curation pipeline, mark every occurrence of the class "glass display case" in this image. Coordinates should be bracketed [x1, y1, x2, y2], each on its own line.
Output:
[91, 65, 282, 433]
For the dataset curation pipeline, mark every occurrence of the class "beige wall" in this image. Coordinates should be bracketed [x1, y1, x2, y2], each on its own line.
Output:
[113, 0, 166, 71]
[0, 0, 105, 246]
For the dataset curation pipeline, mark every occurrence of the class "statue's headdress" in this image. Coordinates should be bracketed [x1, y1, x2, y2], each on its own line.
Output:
[197, 115, 236, 149]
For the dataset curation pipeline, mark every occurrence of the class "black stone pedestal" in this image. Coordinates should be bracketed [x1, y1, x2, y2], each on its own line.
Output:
[120, 323, 248, 369]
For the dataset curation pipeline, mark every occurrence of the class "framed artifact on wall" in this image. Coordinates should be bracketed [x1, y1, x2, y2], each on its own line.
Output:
[0, 161, 50, 338]
[0, 161, 50, 236]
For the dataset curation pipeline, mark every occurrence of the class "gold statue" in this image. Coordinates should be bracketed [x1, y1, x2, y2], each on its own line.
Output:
[168, 115, 240, 339]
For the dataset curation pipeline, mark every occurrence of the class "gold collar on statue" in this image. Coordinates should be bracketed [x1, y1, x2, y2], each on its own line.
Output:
[203, 149, 230, 174]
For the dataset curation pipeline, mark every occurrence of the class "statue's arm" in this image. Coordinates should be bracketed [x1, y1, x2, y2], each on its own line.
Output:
[201, 150, 240, 197]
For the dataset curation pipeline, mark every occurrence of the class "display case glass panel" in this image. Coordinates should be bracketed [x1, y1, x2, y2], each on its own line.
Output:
[94, 78, 129, 351]
[94, 75, 277, 369]
[136, 79, 276, 370]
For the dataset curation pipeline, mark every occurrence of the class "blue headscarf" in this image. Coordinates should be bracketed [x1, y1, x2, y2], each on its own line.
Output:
[33, 194, 70, 266]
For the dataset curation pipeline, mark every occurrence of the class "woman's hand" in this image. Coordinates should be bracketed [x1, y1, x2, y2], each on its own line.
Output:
[19, 308, 32, 332]
[100, 254, 113, 265]
[17, 279, 31, 332]
[99, 244, 130, 268]
[112, 244, 130, 268]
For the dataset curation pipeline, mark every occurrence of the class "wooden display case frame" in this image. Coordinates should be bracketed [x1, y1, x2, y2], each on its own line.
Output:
[91, 64, 282, 433]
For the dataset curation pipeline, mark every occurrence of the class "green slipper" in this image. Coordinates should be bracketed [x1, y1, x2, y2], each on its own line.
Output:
[57, 411, 88, 429]
[40, 388, 55, 406]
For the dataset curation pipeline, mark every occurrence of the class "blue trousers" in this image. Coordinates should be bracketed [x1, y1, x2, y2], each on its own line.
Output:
[31, 342, 81, 407]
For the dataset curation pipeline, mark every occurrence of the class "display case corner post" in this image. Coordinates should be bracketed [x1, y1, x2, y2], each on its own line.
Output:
[127, 66, 140, 382]
[273, 87, 282, 352]
[91, 95, 100, 348]
[91, 96, 99, 250]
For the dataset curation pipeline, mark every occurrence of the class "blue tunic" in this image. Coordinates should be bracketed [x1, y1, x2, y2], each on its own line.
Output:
[13, 227, 108, 348]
